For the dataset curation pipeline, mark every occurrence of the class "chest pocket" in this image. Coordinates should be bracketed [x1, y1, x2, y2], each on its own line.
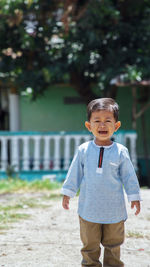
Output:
[109, 162, 119, 177]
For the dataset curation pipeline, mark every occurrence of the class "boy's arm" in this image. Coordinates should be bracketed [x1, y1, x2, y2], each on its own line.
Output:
[120, 148, 141, 215]
[61, 148, 83, 201]
[131, 200, 141, 215]
[62, 195, 70, 210]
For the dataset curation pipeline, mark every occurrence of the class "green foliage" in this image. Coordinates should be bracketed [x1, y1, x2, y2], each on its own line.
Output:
[69, 0, 150, 89]
[6, 165, 18, 178]
[0, 178, 61, 193]
[0, 212, 30, 225]
[0, 177, 61, 233]
[126, 230, 145, 239]
[125, 65, 142, 82]
[0, 0, 150, 99]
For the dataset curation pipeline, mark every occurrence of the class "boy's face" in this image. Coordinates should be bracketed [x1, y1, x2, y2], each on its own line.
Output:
[85, 110, 121, 146]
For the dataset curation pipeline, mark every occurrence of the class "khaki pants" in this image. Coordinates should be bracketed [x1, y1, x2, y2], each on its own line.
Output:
[79, 216, 124, 267]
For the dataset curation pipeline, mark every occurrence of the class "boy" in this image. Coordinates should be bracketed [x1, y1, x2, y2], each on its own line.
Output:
[61, 98, 141, 267]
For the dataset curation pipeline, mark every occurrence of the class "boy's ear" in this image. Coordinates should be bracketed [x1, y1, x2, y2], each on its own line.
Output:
[85, 121, 91, 132]
[115, 121, 121, 132]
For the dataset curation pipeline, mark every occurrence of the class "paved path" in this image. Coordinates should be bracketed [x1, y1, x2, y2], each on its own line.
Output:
[0, 189, 149, 267]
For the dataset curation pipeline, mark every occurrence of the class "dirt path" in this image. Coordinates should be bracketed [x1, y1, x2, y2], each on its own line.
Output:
[0, 189, 150, 267]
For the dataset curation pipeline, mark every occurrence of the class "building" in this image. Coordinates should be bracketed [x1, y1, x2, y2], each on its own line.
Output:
[0, 85, 149, 186]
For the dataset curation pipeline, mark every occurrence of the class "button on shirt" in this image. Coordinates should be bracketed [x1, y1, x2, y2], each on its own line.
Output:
[61, 141, 141, 224]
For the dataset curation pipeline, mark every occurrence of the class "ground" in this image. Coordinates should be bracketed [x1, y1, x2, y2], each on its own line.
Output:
[0, 189, 150, 267]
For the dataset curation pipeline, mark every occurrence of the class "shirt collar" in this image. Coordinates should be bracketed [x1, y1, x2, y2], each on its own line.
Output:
[92, 140, 115, 149]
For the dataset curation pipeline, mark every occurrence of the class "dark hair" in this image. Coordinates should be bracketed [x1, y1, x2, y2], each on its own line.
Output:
[87, 98, 119, 122]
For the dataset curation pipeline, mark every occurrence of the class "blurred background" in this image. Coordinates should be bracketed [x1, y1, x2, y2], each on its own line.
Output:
[0, 0, 150, 186]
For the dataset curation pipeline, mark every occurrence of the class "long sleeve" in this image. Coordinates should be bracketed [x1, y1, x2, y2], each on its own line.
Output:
[61, 148, 84, 198]
[119, 148, 141, 202]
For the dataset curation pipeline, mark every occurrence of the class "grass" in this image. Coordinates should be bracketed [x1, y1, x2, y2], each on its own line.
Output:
[0, 197, 52, 233]
[0, 210, 30, 233]
[0, 178, 62, 194]
[126, 230, 145, 239]
[0, 212, 30, 224]
[0, 199, 49, 211]
[0, 177, 62, 233]
[147, 216, 150, 221]
[42, 193, 62, 200]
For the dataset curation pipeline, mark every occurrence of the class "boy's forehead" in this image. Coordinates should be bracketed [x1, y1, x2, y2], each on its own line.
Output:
[91, 110, 114, 118]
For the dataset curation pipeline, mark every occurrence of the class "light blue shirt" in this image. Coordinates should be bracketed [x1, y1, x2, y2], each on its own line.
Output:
[61, 141, 141, 224]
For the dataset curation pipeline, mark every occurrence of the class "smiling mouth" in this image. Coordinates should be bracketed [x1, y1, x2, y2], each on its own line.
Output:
[98, 131, 108, 134]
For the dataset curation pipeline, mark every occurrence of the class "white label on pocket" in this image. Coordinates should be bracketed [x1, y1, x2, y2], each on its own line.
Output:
[96, 168, 103, 174]
[110, 162, 118, 167]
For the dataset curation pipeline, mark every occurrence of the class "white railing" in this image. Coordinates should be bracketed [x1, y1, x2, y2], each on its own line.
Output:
[0, 130, 137, 173]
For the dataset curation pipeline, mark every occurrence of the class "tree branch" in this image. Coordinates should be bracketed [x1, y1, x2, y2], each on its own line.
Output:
[135, 101, 150, 119]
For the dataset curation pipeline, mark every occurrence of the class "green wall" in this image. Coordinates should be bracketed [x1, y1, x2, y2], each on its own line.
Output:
[20, 85, 150, 158]
[117, 87, 132, 130]
[116, 87, 150, 158]
[20, 85, 87, 132]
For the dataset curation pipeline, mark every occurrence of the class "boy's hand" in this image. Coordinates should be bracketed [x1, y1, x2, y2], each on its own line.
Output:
[131, 201, 141, 215]
[62, 195, 70, 210]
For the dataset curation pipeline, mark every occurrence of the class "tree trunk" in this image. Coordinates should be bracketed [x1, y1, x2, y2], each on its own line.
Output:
[141, 112, 150, 187]
[106, 85, 118, 99]
[132, 87, 137, 130]
[70, 71, 97, 104]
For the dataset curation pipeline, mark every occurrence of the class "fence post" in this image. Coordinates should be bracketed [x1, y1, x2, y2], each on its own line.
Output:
[11, 136, 19, 171]
[22, 136, 30, 171]
[33, 136, 41, 170]
[53, 136, 60, 170]
[43, 136, 50, 170]
[1, 137, 8, 171]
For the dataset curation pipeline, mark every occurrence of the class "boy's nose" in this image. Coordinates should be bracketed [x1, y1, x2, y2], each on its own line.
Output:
[99, 122, 105, 127]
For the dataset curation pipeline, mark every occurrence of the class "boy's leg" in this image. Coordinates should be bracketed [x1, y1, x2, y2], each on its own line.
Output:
[102, 221, 124, 267]
[79, 216, 102, 267]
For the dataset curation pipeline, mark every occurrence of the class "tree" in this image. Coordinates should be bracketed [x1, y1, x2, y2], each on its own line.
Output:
[0, 0, 150, 104]
[0, 0, 150, 182]
[0, 0, 61, 97]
